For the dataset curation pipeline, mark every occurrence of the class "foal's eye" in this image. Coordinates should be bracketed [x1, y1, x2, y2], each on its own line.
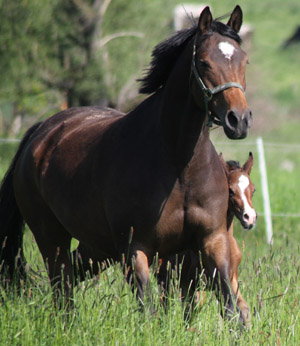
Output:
[229, 188, 234, 197]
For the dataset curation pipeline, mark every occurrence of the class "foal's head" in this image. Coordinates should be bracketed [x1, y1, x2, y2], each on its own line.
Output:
[220, 152, 257, 229]
[191, 6, 252, 139]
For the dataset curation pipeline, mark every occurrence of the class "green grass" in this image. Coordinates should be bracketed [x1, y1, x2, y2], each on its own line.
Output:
[1, 229, 300, 345]
[1, 138, 300, 345]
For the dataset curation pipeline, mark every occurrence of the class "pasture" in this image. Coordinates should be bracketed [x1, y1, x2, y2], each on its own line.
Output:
[1, 0, 300, 344]
[0, 138, 300, 345]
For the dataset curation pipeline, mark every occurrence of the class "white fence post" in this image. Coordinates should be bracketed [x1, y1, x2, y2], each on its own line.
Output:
[256, 137, 273, 244]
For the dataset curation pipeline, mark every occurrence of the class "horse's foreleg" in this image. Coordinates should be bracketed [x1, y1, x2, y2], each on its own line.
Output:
[132, 249, 150, 303]
[229, 235, 251, 327]
[202, 231, 243, 324]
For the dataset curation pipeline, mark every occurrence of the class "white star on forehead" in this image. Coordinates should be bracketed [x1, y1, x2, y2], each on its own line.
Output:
[218, 42, 236, 60]
[238, 175, 249, 191]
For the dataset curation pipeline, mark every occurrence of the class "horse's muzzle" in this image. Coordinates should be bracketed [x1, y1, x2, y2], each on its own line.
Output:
[224, 108, 252, 140]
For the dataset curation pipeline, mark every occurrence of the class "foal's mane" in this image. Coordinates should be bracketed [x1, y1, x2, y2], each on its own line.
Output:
[139, 20, 242, 94]
[226, 160, 241, 170]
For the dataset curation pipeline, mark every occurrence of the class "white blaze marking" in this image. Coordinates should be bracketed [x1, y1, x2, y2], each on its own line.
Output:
[218, 42, 236, 60]
[238, 175, 256, 222]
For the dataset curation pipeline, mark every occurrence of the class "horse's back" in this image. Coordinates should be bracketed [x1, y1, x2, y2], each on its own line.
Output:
[13, 107, 125, 258]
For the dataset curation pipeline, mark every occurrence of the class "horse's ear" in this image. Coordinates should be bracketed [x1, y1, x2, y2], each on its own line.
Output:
[219, 152, 230, 175]
[242, 152, 254, 175]
[227, 5, 243, 33]
[198, 6, 213, 33]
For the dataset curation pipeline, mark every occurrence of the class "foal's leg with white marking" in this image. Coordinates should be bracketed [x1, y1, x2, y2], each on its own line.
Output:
[202, 230, 243, 324]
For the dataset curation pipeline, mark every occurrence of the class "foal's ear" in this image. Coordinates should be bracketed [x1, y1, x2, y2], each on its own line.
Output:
[219, 152, 230, 175]
[198, 6, 213, 33]
[227, 5, 243, 33]
[242, 152, 254, 174]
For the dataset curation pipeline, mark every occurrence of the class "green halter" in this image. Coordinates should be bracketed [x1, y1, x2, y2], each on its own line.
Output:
[191, 43, 245, 127]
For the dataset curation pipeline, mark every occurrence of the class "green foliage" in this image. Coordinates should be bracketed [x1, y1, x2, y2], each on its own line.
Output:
[1, 0, 300, 133]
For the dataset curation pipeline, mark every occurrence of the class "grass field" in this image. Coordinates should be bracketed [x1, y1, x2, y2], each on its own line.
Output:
[0, 138, 300, 345]
[1, 0, 300, 344]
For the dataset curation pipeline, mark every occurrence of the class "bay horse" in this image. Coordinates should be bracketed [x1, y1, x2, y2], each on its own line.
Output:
[0, 6, 252, 322]
[157, 152, 256, 326]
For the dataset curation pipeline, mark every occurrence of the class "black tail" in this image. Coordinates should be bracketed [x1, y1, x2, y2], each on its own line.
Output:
[0, 122, 41, 284]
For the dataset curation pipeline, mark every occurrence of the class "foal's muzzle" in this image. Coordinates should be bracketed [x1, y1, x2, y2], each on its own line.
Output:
[240, 210, 257, 230]
[224, 108, 252, 140]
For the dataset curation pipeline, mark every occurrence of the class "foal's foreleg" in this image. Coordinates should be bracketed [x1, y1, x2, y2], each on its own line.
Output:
[202, 231, 243, 323]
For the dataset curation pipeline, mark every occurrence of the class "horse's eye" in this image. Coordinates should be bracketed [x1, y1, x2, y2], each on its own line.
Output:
[229, 188, 234, 197]
[246, 59, 250, 65]
[199, 59, 211, 69]
[253, 188, 256, 195]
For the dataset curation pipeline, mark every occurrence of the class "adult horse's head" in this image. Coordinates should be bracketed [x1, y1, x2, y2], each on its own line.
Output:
[191, 6, 252, 139]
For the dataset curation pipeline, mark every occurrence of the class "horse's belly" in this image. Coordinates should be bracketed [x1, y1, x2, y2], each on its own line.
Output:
[155, 207, 185, 254]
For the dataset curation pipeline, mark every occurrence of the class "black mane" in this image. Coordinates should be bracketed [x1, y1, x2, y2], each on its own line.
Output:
[139, 20, 242, 94]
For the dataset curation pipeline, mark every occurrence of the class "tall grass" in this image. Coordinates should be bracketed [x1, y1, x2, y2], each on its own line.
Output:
[1, 228, 300, 345]
[1, 140, 300, 344]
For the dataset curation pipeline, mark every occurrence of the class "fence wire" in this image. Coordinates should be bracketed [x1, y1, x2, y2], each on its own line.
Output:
[1, 137, 300, 222]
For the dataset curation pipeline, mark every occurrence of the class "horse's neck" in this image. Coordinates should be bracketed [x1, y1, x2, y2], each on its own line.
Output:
[227, 210, 235, 230]
[158, 41, 209, 168]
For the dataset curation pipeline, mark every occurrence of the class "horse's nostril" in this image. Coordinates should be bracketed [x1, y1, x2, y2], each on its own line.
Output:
[242, 109, 252, 128]
[243, 213, 249, 222]
[226, 111, 238, 129]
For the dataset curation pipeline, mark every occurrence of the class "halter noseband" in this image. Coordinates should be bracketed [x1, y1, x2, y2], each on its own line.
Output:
[191, 42, 245, 127]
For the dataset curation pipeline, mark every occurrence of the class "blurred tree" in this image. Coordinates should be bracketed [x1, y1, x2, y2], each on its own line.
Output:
[0, 0, 113, 132]
[0, 0, 59, 124]
[43, 0, 110, 107]
[0, 0, 173, 134]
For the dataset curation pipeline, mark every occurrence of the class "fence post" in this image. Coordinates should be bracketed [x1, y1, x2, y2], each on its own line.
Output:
[256, 137, 273, 244]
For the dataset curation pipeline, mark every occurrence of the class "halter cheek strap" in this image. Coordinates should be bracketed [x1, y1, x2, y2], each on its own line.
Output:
[191, 43, 245, 127]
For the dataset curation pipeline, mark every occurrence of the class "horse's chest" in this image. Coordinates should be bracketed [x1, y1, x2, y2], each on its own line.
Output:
[155, 182, 228, 253]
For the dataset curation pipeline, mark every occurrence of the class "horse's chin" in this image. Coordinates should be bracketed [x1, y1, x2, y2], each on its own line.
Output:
[223, 126, 248, 140]
[241, 220, 256, 230]
[235, 213, 256, 230]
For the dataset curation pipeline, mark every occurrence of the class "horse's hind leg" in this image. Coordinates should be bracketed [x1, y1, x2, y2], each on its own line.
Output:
[72, 243, 101, 281]
[17, 195, 74, 303]
[32, 222, 73, 304]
